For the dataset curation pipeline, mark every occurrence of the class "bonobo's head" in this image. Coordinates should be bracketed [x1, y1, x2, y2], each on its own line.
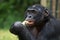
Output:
[23, 4, 50, 26]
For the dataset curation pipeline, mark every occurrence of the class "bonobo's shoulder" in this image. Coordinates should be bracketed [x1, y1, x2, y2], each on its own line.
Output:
[49, 18, 60, 27]
[49, 18, 59, 23]
[46, 18, 60, 26]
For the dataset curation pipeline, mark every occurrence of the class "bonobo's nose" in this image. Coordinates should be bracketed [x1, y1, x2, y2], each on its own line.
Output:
[28, 15, 32, 18]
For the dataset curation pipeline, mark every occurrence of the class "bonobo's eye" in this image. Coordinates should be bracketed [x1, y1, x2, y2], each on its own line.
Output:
[27, 10, 38, 14]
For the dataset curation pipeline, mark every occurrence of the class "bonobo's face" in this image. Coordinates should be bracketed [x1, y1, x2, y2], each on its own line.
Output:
[25, 10, 43, 26]
[25, 10, 39, 26]
[24, 5, 48, 26]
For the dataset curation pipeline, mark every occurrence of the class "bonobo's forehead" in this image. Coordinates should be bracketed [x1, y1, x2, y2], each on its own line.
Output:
[27, 4, 45, 13]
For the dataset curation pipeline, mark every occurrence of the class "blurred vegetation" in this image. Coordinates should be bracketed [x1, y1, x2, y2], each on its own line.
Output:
[0, 0, 40, 29]
[0, 29, 18, 40]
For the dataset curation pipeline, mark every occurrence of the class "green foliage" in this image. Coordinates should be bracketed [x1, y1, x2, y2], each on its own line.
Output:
[0, 29, 18, 40]
[0, 0, 40, 29]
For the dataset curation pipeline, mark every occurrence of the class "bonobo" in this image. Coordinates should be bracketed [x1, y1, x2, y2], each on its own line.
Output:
[10, 4, 60, 40]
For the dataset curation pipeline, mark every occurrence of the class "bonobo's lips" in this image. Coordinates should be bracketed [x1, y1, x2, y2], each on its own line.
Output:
[26, 20, 34, 26]
[25, 20, 35, 26]
[22, 19, 35, 26]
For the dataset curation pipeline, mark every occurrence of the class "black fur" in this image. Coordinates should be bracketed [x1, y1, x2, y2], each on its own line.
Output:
[10, 4, 60, 40]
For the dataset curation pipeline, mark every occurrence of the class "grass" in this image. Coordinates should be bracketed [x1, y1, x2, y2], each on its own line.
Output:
[0, 29, 18, 40]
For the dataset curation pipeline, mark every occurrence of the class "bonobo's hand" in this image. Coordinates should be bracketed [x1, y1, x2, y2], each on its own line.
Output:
[10, 21, 26, 35]
[10, 21, 35, 40]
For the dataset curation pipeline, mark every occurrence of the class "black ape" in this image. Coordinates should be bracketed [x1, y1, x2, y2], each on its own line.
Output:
[10, 4, 60, 40]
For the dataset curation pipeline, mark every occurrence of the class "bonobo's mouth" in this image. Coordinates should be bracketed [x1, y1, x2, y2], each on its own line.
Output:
[23, 19, 35, 26]
[26, 20, 34, 25]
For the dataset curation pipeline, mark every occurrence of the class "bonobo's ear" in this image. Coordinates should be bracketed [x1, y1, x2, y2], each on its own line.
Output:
[43, 8, 49, 17]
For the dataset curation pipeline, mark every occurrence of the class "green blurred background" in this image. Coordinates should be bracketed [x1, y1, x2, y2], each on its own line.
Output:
[0, 0, 60, 40]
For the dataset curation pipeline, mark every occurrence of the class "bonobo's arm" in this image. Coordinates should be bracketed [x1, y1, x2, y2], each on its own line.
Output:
[10, 21, 35, 40]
